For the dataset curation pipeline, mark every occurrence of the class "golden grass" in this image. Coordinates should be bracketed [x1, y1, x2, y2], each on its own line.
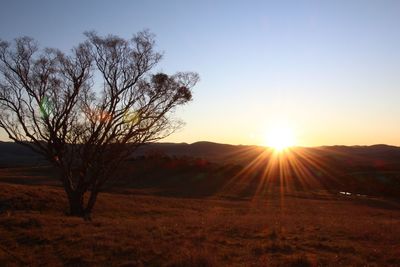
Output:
[1, 181, 400, 266]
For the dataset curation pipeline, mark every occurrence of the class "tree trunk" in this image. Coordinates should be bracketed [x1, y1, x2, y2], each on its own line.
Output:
[67, 191, 85, 217]
[66, 189, 99, 220]
[62, 172, 101, 220]
[85, 190, 98, 214]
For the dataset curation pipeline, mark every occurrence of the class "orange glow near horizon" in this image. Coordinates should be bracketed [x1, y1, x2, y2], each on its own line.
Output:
[263, 124, 296, 152]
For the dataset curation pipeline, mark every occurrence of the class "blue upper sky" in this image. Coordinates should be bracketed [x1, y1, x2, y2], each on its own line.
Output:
[1, 0, 400, 146]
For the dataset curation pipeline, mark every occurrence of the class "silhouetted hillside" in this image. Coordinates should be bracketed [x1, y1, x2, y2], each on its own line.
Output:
[133, 141, 250, 162]
[0, 142, 45, 167]
[2, 141, 400, 166]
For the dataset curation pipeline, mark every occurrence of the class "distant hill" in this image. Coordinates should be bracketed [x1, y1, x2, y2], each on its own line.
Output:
[0, 142, 45, 167]
[134, 141, 257, 163]
[1, 141, 400, 167]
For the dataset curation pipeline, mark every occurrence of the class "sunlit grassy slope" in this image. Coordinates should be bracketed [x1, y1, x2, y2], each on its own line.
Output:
[1, 161, 400, 266]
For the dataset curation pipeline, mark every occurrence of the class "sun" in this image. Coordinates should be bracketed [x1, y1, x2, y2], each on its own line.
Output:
[264, 125, 296, 152]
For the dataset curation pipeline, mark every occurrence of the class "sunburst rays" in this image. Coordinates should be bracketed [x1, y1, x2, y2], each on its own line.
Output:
[217, 146, 341, 202]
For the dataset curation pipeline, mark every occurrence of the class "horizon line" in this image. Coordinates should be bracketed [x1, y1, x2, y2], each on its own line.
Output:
[1, 140, 399, 148]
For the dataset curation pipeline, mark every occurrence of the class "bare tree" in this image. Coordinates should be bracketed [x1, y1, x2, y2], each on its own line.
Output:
[0, 31, 199, 219]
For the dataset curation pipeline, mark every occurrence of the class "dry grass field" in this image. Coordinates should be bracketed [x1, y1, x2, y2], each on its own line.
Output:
[1, 164, 400, 267]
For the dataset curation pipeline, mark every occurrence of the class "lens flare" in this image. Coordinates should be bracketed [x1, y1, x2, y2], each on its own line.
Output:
[39, 96, 54, 118]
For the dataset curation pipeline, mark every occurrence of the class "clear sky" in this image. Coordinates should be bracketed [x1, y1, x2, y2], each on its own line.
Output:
[1, 0, 400, 146]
